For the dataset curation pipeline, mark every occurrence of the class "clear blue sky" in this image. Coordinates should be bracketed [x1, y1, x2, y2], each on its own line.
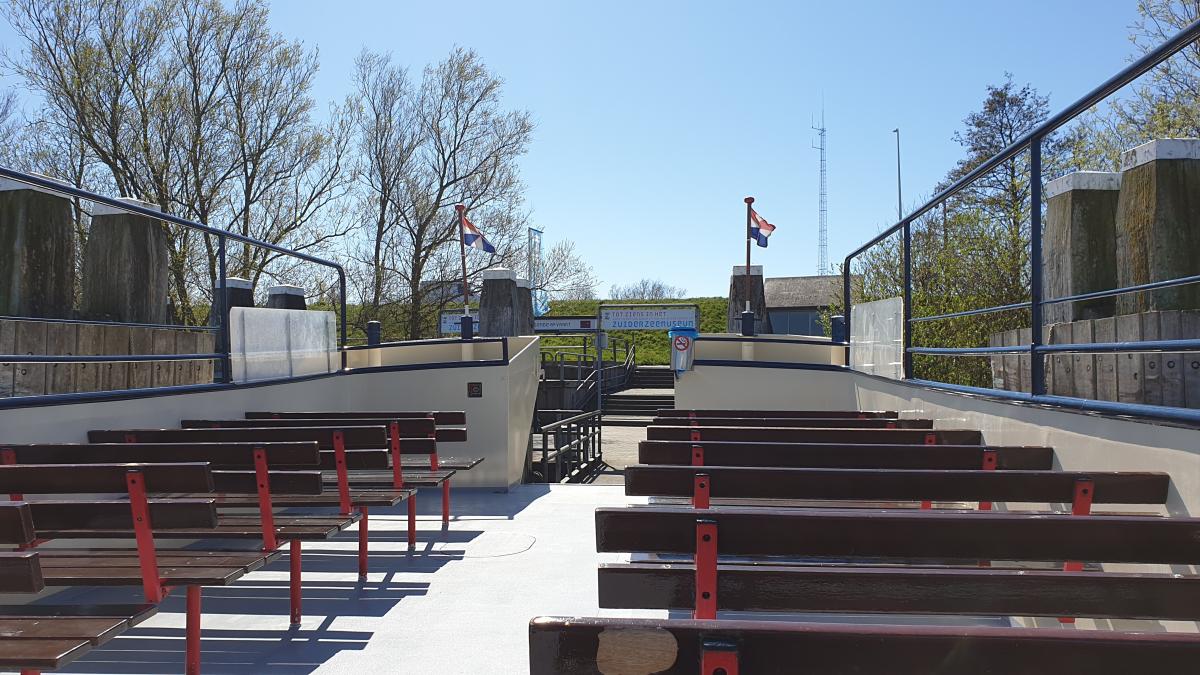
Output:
[1, 1, 1149, 296]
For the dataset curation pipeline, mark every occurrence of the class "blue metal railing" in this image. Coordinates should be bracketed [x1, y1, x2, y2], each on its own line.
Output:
[842, 18, 1200, 424]
[0, 166, 348, 393]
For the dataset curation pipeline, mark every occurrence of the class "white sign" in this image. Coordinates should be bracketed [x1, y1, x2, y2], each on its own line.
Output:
[534, 316, 596, 332]
[440, 309, 480, 335]
[600, 307, 698, 331]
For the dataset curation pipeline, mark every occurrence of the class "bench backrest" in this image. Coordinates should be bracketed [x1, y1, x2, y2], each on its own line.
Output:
[656, 409, 898, 419]
[29, 499, 218, 531]
[646, 426, 983, 444]
[1, 442, 321, 467]
[638, 441, 1054, 469]
[247, 410, 467, 425]
[623, 465, 1170, 504]
[89, 426, 388, 449]
[182, 417, 436, 437]
[652, 417, 933, 429]
[595, 506, 1200, 564]
[0, 463, 215, 494]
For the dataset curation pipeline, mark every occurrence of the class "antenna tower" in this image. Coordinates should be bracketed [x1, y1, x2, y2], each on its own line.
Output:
[812, 108, 829, 275]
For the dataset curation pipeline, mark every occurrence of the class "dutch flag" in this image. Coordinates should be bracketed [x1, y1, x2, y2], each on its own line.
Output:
[750, 208, 776, 248]
[461, 214, 496, 254]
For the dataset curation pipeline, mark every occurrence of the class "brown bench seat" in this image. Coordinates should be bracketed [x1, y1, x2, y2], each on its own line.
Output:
[653, 416, 934, 429]
[238, 411, 484, 520]
[247, 410, 467, 425]
[655, 409, 899, 419]
[528, 616, 1200, 674]
[0, 466, 275, 674]
[623, 465, 1170, 505]
[638, 441, 1054, 469]
[647, 426, 984, 444]
[0, 503, 161, 674]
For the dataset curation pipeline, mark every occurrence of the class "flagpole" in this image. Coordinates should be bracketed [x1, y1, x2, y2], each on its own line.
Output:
[455, 204, 473, 339]
[744, 196, 754, 313]
[455, 205, 469, 311]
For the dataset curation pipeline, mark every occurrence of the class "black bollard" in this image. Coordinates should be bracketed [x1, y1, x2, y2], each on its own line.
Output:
[740, 310, 756, 337]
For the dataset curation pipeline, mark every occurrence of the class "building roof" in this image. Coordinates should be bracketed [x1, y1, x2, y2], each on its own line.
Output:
[764, 274, 848, 309]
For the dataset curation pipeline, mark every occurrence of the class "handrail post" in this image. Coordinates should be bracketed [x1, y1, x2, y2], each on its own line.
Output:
[217, 234, 233, 384]
[338, 267, 348, 371]
[1029, 136, 1046, 396]
[842, 256, 852, 366]
[902, 219, 913, 379]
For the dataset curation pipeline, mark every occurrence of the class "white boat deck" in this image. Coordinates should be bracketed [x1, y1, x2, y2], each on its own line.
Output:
[40, 484, 1014, 674]
[45, 485, 648, 674]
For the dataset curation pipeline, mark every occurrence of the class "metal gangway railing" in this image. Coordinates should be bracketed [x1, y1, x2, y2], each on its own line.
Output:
[842, 18, 1200, 425]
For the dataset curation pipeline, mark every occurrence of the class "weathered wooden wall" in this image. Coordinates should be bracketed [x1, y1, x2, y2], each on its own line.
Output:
[0, 319, 214, 398]
[990, 311, 1200, 408]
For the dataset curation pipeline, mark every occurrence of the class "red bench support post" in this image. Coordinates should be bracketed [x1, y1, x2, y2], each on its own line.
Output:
[389, 423, 418, 547]
[1060, 478, 1096, 624]
[126, 470, 164, 603]
[978, 449, 998, 511]
[252, 448, 278, 552]
[186, 585, 202, 675]
[332, 431, 352, 516]
[693, 473, 711, 509]
[428, 423, 450, 526]
[701, 640, 739, 675]
[358, 506, 369, 579]
[694, 519, 718, 620]
[691, 444, 704, 467]
[1, 448, 21, 501]
[290, 539, 302, 626]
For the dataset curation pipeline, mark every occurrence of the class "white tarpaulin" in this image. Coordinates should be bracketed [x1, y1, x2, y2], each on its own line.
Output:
[851, 296, 903, 379]
[229, 307, 337, 383]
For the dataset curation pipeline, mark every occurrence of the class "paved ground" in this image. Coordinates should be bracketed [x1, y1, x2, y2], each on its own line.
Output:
[587, 424, 646, 485]
[52, 486, 661, 675]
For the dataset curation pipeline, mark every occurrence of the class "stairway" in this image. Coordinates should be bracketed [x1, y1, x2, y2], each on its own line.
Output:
[630, 365, 674, 389]
[603, 367, 674, 426]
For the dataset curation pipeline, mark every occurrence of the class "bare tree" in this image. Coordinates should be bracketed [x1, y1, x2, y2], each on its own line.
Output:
[3, 0, 351, 323]
[348, 47, 533, 338]
[609, 278, 686, 300]
[532, 239, 597, 300]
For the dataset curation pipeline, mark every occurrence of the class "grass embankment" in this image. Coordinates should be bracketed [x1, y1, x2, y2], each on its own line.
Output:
[541, 297, 726, 365]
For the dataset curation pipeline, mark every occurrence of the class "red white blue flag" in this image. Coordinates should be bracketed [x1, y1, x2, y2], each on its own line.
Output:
[461, 214, 496, 253]
[750, 208, 775, 248]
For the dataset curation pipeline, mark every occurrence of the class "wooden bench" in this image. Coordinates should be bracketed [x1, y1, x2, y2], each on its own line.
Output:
[646, 426, 983, 444]
[0, 463, 278, 674]
[652, 416, 934, 429]
[247, 409, 467, 425]
[0, 501, 161, 675]
[583, 504, 1200, 671]
[638, 440, 1054, 470]
[623, 464, 1169, 506]
[8, 440, 388, 625]
[87, 426, 442, 541]
[236, 411, 485, 524]
[529, 615, 1200, 674]
[241, 409, 481, 471]
[655, 409, 899, 419]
